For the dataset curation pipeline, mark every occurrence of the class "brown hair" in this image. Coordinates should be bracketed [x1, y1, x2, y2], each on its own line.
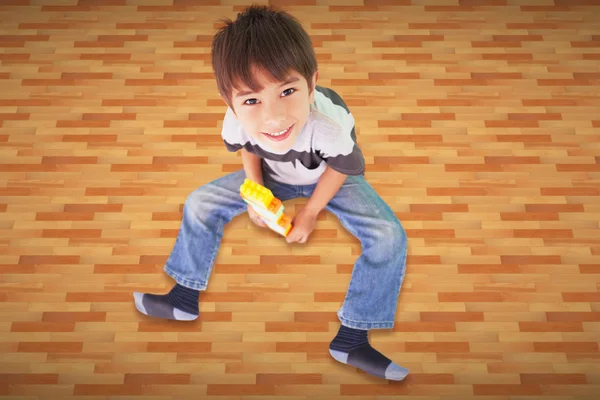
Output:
[211, 5, 318, 110]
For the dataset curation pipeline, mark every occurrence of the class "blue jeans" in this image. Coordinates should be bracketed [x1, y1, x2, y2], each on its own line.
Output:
[163, 168, 408, 330]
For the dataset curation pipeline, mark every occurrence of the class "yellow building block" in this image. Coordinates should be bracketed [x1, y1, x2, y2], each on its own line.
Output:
[240, 178, 292, 237]
[240, 179, 274, 209]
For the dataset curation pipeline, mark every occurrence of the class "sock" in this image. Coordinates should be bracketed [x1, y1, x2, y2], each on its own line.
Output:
[329, 325, 409, 381]
[133, 283, 199, 321]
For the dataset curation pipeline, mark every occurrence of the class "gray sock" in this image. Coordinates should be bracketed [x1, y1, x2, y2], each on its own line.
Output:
[133, 283, 199, 321]
[329, 325, 409, 381]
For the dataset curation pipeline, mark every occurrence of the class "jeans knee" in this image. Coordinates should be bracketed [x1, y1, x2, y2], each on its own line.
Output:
[387, 219, 407, 249]
[184, 186, 213, 222]
[184, 187, 201, 211]
[368, 217, 405, 253]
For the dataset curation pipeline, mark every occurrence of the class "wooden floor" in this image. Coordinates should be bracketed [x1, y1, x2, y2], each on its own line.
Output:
[1, 0, 599, 399]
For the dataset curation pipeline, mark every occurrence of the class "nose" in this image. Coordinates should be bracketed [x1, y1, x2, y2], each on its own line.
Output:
[262, 100, 286, 126]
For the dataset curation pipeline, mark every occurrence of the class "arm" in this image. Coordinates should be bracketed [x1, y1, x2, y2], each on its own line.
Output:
[241, 147, 264, 186]
[305, 165, 347, 215]
[286, 165, 347, 243]
[241, 148, 268, 228]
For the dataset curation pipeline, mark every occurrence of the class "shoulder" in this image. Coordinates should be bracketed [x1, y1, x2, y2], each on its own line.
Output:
[221, 107, 244, 140]
[220, 107, 254, 152]
[310, 86, 356, 147]
[314, 86, 350, 112]
[312, 86, 353, 127]
[308, 87, 364, 175]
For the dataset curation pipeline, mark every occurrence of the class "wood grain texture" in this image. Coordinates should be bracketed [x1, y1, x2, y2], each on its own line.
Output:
[1, 0, 599, 398]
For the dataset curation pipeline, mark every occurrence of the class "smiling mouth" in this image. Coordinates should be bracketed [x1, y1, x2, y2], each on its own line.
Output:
[262, 124, 293, 142]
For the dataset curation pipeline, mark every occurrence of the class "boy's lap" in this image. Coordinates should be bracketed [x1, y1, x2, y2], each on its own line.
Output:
[189, 170, 390, 221]
[192, 169, 299, 205]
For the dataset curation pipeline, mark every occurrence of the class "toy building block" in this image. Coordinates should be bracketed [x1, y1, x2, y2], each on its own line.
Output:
[240, 178, 292, 237]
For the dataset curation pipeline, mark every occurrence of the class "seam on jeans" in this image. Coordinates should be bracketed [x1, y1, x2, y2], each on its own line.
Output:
[339, 314, 395, 324]
[164, 265, 207, 290]
[166, 187, 247, 291]
[324, 205, 360, 323]
[204, 199, 247, 277]
[382, 229, 408, 323]
[332, 221, 361, 321]
[333, 210, 407, 328]
[337, 317, 394, 329]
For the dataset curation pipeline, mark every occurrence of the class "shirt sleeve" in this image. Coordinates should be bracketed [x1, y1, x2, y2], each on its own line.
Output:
[220, 107, 248, 152]
[315, 110, 365, 176]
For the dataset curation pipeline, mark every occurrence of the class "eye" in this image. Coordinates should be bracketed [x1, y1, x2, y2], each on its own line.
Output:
[242, 88, 296, 106]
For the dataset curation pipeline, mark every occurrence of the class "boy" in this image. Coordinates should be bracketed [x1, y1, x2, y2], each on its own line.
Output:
[133, 5, 409, 381]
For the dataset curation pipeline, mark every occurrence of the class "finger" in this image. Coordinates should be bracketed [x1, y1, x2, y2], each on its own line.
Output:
[286, 234, 297, 243]
[287, 232, 305, 243]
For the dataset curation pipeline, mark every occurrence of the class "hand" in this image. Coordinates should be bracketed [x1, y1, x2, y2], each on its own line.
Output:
[248, 204, 267, 228]
[286, 207, 319, 244]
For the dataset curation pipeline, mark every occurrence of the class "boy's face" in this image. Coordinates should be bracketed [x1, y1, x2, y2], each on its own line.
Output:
[229, 66, 318, 153]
